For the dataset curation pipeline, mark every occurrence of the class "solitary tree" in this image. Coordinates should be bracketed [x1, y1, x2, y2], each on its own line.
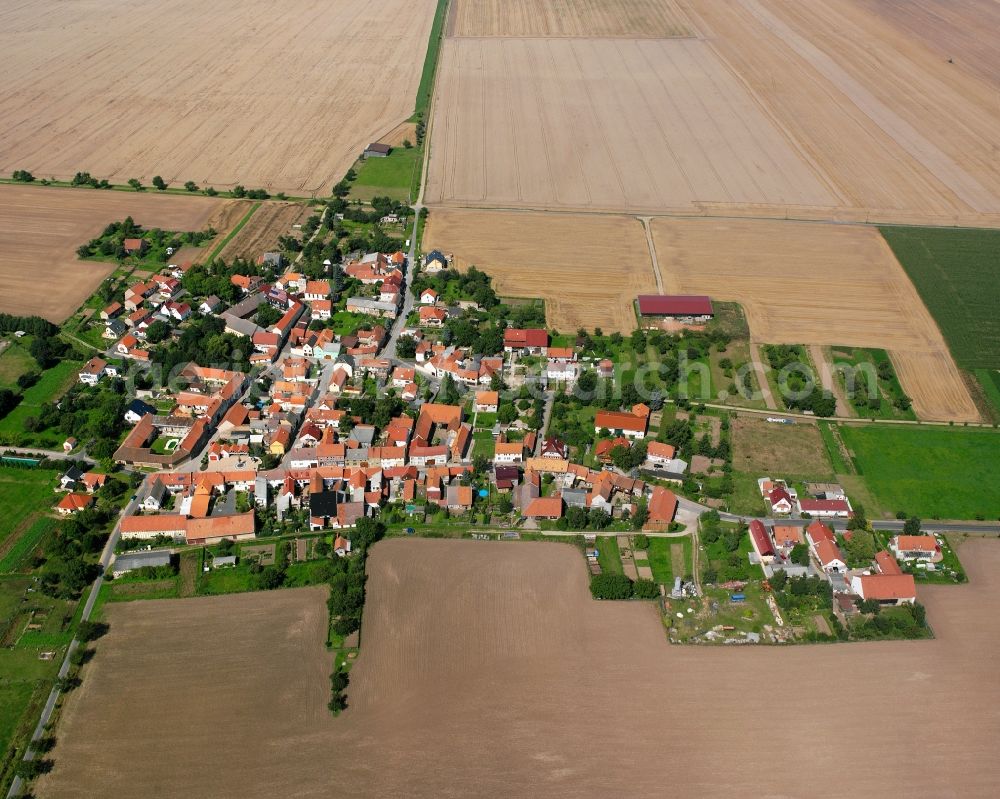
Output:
[184, 180, 199, 192]
[128, 178, 143, 191]
[152, 175, 167, 190]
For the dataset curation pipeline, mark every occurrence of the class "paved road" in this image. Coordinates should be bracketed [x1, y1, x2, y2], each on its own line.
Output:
[534, 392, 554, 456]
[1, 446, 93, 464]
[6, 488, 143, 799]
[382, 204, 420, 363]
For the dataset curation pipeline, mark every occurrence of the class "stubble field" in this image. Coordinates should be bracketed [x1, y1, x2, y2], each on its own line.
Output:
[217, 202, 313, 262]
[38, 538, 1000, 798]
[422, 209, 656, 333]
[426, 0, 1000, 225]
[0, 0, 438, 196]
[0, 185, 234, 322]
[448, 0, 698, 38]
[650, 217, 979, 423]
[424, 36, 835, 212]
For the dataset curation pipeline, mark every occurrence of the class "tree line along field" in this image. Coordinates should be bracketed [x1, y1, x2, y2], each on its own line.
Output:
[0, 0, 439, 196]
[35, 538, 1000, 797]
[0, 185, 235, 322]
[879, 225, 1000, 415]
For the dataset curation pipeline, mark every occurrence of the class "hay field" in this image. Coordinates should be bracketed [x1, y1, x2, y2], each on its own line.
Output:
[0, 185, 233, 322]
[0, 0, 438, 196]
[217, 202, 313, 262]
[448, 0, 698, 38]
[38, 538, 1000, 797]
[423, 37, 835, 212]
[423, 209, 655, 333]
[732, 416, 832, 478]
[650, 217, 979, 423]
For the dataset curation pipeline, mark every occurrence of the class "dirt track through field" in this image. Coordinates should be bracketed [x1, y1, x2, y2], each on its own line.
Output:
[650, 217, 979, 422]
[0, 185, 235, 322]
[423, 209, 655, 334]
[39, 538, 1000, 798]
[0, 0, 438, 196]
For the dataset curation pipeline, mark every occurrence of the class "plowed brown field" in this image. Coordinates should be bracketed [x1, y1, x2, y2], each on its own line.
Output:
[0, 0, 438, 196]
[217, 202, 313, 262]
[423, 209, 655, 333]
[650, 217, 979, 422]
[0, 185, 234, 322]
[449, 0, 698, 38]
[38, 538, 1000, 798]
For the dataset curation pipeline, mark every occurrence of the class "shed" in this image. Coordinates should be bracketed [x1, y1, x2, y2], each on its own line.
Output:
[364, 142, 391, 158]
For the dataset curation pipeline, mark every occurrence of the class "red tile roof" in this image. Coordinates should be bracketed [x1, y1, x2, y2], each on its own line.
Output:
[637, 295, 713, 316]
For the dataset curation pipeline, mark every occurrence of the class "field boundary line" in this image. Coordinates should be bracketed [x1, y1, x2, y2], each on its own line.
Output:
[207, 202, 261, 262]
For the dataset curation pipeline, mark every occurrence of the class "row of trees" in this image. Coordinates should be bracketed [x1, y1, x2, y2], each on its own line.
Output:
[590, 572, 659, 600]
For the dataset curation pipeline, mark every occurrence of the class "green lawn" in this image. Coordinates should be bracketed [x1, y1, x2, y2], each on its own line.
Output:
[646, 538, 673, 584]
[841, 425, 1000, 519]
[595, 536, 622, 575]
[0, 341, 35, 388]
[472, 431, 494, 459]
[0, 359, 82, 445]
[0, 467, 58, 551]
[349, 147, 423, 202]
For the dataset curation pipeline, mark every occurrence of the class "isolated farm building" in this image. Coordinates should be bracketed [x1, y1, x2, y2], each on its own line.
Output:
[646, 486, 678, 527]
[333, 536, 352, 557]
[637, 294, 714, 322]
[111, 550, 172, 578]
[850, 574, 917, 606]
[890, 535, 941, 562]
[749, 520, 776, 563]
[123, 238, 147, 255]
[364, 142, 391, 158]
[524, 495, 563, 521]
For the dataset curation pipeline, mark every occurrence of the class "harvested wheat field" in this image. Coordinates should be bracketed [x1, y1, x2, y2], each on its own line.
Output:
[217, 202, 313, 262]
[0, 185, 234, 322]
[0, 0, 438, 196]
[425, 36, 834, 213]
[448, 0, 698, 38]
[680, 0, 1000, 225]
[650, 217, 979, 422]
[39, 538, 1000, 798]
[423, 209, 655, 333]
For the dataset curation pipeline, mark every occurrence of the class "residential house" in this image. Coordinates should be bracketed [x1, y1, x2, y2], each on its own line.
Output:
[474, 391, 499, 413]
[890, 535, 941, 562]
[594, 406, 649, 440]
[503, 328, 548, 355]
[850, 574, 917, 606]
[78, 357, 108, 386]
[748, 520, 776, 564]
[524, 495, 563, 521]
[419, 288, 439, 304]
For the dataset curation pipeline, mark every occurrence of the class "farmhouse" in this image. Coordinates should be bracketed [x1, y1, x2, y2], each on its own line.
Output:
[474, 391, 499, 413]
[814, 539, 847, 574]
[637, 295, 714, 323]
[850, 574, 917, 606]
[594, 406, 649, 440]
[748, 520, 775, 563]
[890, 535, 941, 562]
[56, 493, 93, 515]
[646, 486, 678, 528]
[503, 328, 548, 355]
[798, 498, 852, 518]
